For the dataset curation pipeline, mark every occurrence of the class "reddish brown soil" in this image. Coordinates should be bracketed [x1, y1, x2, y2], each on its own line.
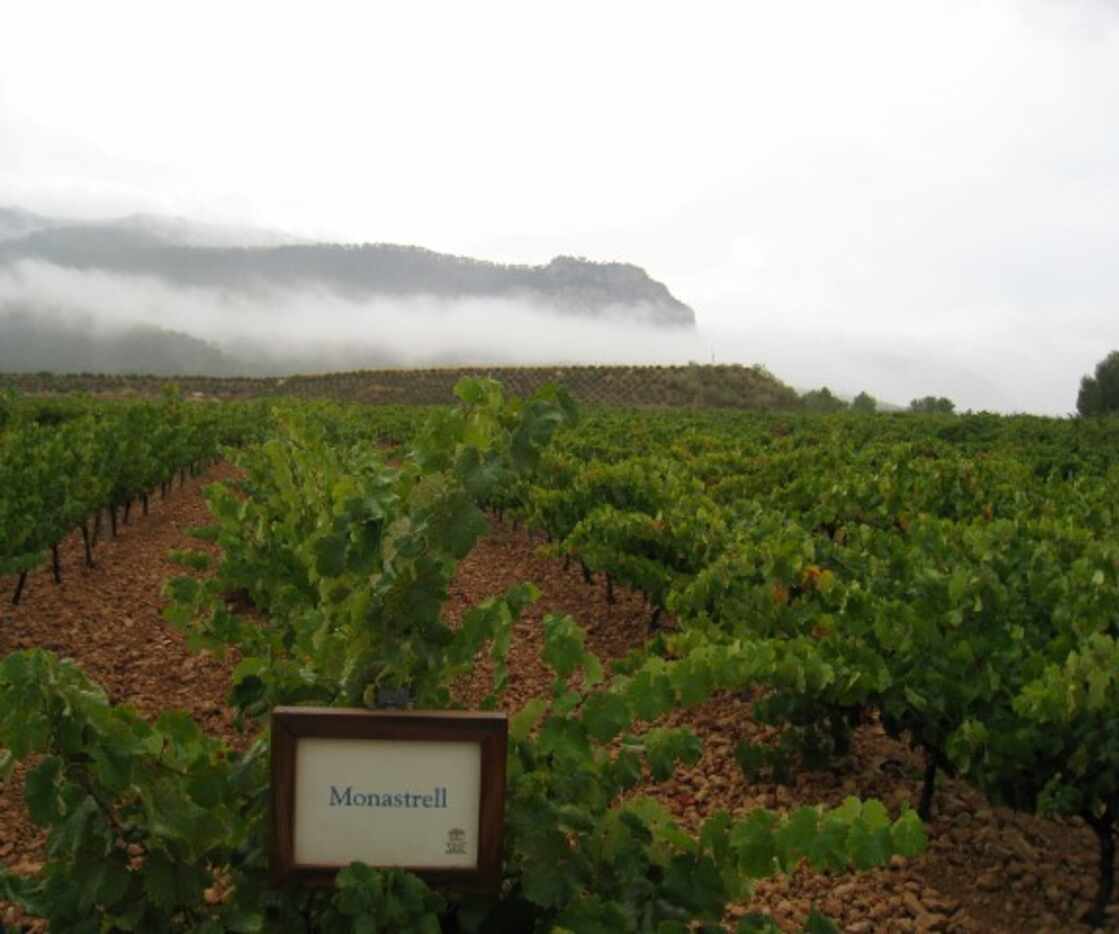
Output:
[447, 521, 1115, 934]
[0, 465, 244, 931]
[1, 475, 1115, 932]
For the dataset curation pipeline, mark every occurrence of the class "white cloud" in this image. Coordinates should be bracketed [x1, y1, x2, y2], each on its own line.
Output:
[0, 260, 709, 371]
[1, 0, 1118, 412]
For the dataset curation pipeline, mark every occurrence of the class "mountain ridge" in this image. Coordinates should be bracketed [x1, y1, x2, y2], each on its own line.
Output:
[0, 205, 695, 327]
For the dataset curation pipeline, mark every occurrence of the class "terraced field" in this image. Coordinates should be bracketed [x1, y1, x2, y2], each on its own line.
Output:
[0, 363, 801, 410]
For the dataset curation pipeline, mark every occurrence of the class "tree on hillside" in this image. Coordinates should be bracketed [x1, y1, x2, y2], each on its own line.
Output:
[1076, 350, 1119, 416]
[851, 391, 877, 413]
[909, 396, 955, 414]
[801, 386, 848, 413]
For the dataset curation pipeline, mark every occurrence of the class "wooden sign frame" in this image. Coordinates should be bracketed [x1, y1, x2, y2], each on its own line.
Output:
[270, 707, 507, 892]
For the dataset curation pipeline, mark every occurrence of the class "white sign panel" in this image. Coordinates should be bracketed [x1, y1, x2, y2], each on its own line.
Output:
[270, 707, 508, 891]
[293, 738, 482, 868]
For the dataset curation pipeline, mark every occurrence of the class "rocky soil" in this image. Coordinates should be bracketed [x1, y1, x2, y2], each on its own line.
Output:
[1, 466, 1114, 932]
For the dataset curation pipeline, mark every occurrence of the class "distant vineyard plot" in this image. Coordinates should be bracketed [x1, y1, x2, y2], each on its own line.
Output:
[0, 363, 801, 410]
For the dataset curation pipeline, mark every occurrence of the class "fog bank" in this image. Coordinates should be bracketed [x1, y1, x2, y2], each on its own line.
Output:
[0, 260, 1104, 414]
[0, 260, 709, 376]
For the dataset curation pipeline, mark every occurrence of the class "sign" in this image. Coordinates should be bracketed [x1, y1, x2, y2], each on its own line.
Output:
[270, 707, 507, 891]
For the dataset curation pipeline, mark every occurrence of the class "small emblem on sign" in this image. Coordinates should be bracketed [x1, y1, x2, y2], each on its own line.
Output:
[445, 827, 467, 855]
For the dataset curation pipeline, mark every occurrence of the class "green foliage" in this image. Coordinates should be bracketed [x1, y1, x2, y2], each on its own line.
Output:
[0, 384, 970, 931]
[165, 379, 576, 719]
[800, 387, 848, 413]
[0, 395, 269, 593]
[321, 864, 445, 933]
[517, 403, 1119, 920]
[1076, 349, 1119, 416]
[0, 649, 270, 932]
[850, 391, 877, 414]
[498, 620, 922, 930]
[908, 395, 955, 414]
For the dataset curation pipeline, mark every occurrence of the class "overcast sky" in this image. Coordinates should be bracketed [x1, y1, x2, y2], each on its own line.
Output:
[2, 0, 1118, 413]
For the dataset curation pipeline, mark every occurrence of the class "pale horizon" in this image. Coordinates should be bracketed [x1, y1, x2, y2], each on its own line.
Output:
[3, 0, 1119, 414]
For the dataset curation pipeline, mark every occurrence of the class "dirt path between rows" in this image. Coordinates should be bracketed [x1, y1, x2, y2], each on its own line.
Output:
[1, 467, 1114, 932]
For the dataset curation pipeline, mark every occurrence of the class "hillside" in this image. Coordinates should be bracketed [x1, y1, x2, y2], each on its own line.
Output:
[0, 206, 54, 241]
[0, 305, 237, 376]
[0, 207, 695, 327]
[0, 363, 801, 410]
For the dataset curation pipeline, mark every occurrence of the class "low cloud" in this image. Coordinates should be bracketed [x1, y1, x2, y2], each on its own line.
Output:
[0, 260, 1105, 414]
[0, 260, 710, 376]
